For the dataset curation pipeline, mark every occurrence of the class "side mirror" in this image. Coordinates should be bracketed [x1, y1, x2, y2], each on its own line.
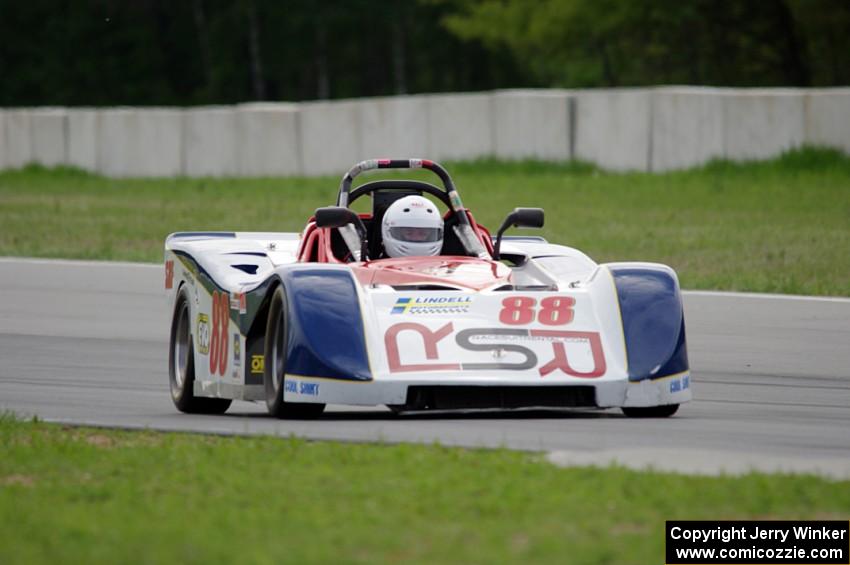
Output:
[314, 206, 369, 261]
[492, 207, 544, 261]
[315, 206, 359, 229]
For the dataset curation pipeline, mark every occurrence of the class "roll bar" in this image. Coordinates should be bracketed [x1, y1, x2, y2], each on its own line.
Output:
[336, 159, 488, 258]
[338, 159, 455, 204]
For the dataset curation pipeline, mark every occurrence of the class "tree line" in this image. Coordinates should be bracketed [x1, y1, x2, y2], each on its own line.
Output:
[0, 0, 846, 107]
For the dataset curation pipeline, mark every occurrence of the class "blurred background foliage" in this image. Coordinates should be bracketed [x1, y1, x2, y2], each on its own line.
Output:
[442, 0, 850, 88]
[0, 0, 847, 107]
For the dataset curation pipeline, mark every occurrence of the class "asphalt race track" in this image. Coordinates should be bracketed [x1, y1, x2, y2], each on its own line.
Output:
[1, 258, 848, 478]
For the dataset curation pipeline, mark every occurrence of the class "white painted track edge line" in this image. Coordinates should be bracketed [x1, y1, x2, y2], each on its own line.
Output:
[0, 257, 161, 269]
[2, 257, 849, 303]
[682, 290, 850, 303]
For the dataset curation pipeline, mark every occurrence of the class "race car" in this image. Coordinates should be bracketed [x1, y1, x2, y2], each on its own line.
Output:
[165, 159, 690, 418]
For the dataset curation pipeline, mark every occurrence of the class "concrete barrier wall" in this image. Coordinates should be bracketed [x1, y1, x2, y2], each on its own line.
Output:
[574, 89, 651, 171]
[650, 88, 724, 171]
[492, 90, 572, 161]
[98, 108, 183, 177]
[30, 108, 67, 166]
[1, 87, 848, 177]
[721, 89, 805, 161]
[67, 109, 98, 171]
[3, 109, 32, 168]
[357, 95, 430, 160]
[298, 100, 360, 176]
[427, 93, 493, 161]
[804, 88, 850, 154]
[184, 106, 238, 177]
[236, 103, 300, 177]
[0, 110, 6, 169]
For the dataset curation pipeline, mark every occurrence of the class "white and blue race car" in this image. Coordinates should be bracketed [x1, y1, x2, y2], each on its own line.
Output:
[165, 159, 690, 418]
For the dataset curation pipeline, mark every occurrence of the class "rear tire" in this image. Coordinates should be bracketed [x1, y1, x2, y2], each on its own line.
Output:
[264, 285, 325, 419]
[169, 287, 232, 414]
[621, 404, 679, 418]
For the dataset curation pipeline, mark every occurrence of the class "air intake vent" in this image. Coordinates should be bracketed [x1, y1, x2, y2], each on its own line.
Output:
[232, 264, 259, 274]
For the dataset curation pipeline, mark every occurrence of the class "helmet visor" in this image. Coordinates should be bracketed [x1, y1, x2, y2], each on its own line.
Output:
[389, 226, 443, 243]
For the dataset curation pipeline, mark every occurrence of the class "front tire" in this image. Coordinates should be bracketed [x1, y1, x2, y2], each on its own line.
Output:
[264, 285, 325, 419]
[169, 287, 231, 414]
[621, 404, 679, 418]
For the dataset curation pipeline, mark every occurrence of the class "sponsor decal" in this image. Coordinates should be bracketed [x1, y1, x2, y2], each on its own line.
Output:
[244, 337, 264, 386]
[391, 296, 473, 315]
[233, 333, 241, 367]
[284, 379, 320, 396]
[165, 260, 174, 289]
[251, 354, 264, 375]
[197, 313, 210, 355]
[670, 375, 690, 393]
[230, 292, 247, 314]
[384, 322, 606, 378]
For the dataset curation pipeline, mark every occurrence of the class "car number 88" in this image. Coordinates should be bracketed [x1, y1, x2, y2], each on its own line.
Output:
[499, 296, 575, 326]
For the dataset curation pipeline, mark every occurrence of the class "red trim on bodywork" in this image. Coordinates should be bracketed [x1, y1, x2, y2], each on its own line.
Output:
[297, 219, 342, 263]
[297, 209, 494, 266]
[466, 210, 494, 255]
[164, 260, 174, 289]
[352, 256, 510, 291]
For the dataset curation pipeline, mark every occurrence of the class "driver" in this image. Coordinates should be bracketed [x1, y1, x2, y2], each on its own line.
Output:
[381, 195, 444, 257]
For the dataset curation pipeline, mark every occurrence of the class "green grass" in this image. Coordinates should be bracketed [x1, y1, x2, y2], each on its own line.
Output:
[1, 147, 849, 295]
[1, 417, 847, 565]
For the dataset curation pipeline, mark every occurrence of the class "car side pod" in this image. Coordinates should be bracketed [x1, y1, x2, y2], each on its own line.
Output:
[274, 264, 372, 383]
[607, 262, 690, 417]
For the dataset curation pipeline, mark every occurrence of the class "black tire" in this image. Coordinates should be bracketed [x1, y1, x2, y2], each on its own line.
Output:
[621, 404, 680, 418]
[264, 285, 325, 419]
[169, 287, 232, 414]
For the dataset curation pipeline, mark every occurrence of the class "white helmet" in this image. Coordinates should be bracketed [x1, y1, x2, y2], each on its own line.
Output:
[381, 195, 444, 258]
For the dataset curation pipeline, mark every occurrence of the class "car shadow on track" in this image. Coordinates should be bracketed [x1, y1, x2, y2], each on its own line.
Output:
[223, 407, 622, 421]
